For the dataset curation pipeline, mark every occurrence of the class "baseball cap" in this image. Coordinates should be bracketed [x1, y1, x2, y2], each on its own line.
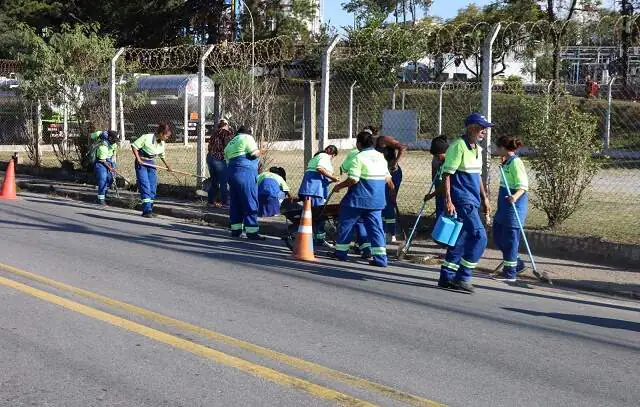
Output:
[464, 112, 494, 128]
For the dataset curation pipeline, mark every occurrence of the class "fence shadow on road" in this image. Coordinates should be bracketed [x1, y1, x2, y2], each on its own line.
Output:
[3, 204, 640, 352]
[503, 308, 640, 333]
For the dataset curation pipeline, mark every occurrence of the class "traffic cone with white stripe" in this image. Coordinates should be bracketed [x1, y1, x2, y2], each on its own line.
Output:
[292, 197, 316, 261]
[0, 159, 17, 200]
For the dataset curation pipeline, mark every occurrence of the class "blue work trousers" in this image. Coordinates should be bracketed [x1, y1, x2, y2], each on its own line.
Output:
[440, 204, 488, 284]
[206, 155, 228, 205]
[353, 219, 370, 254]
[335, 206, 387, 267]
[493, 222, 525, 279]
[95, 159, 114, 202]
[228, 167, 259, 235]
[136, 160, 157, 215]
[382, 167, 403, 235]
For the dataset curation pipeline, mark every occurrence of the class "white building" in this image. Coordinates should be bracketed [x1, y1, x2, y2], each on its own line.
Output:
[279, 0, 322, 35]
[401, 52, 536, 84]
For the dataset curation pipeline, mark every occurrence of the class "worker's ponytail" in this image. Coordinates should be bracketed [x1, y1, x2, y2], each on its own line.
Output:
[496, 135, 523, 152]
[356, 131, 375, 149]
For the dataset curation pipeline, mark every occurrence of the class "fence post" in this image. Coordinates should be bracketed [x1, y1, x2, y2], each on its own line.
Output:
[183, 89, 189, 147]
[401, 89, 406, 110]
[481, 23, 501, 194]
[36, 99, 42, 166]
[110, 48, 125, 132]
[303, 81, 317, 166]
[319, 35, 340, 151]
[438, 82, 446, 135]
[62, 95, 68, 152]
[213, 83, 222, 124]
[392, 83, 398, 109]
[198, 45, 215, 185]
[604, 77, 616, 151]
[349, 80, 357, 139]
[118, 91, 125, 142]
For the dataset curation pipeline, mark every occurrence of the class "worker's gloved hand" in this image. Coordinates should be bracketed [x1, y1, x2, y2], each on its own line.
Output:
[505, 196, 516, 204]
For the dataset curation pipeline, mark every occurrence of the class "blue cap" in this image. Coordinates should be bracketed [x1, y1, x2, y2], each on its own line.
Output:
[464, 112, 494, 128]
[99, 131, 109, 140]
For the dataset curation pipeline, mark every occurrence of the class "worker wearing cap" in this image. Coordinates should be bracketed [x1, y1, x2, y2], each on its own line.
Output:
[340, 144, 371, 258]
[257, 166, 290, 217]
[94, 130, 119, 206]
[298, 145, 339, 247]
[224, 126, 264, 240]
[333, 131, 394, 267]
[439, 113, 492, 293]
[131, 123, 173, 218]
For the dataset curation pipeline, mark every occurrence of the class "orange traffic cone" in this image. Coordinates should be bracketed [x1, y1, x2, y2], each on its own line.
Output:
[0, 159, 17, 200]
[292, 197, 316, 261]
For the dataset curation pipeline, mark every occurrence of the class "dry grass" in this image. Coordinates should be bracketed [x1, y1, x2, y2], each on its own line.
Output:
[3, 147, 639, 244]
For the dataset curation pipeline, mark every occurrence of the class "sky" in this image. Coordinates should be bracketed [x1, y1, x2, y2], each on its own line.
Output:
[323, 1, 494, 30]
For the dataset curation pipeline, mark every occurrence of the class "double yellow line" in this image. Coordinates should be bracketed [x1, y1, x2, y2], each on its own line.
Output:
[0, 262, 444, 407]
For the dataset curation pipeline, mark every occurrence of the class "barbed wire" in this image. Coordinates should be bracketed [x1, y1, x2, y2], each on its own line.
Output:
[0, 59, 20, 76]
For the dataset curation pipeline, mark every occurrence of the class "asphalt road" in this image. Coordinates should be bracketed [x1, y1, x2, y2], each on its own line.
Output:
[1, 193, 639, 407]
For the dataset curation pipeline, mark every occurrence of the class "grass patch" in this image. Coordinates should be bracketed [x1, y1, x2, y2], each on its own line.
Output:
[3, 148, 639, 244]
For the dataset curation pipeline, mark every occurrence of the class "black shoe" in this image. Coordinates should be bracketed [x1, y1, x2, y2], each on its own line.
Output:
[247, 233, 266, 241]
[141, 212, 153, 218]
[97, 199, 107, 207]
[451, 281, 475, 294]
[361, 251, 372, 260]
[231, 231, 242, 238]
[437, 281, 453, 289]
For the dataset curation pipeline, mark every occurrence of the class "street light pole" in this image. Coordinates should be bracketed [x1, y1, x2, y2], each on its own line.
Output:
[238, 0, 255, 113]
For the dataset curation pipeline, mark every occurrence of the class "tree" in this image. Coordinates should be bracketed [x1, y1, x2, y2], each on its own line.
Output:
[184, 0, 233, 44]
[521, 93, 601, 228]
[238, 0, 319, 41]
[13, 24, 118, 168]
[438, 1, 545, 80]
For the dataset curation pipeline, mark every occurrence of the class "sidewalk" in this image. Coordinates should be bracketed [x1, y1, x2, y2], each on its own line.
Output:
[13, 175, 640, 301]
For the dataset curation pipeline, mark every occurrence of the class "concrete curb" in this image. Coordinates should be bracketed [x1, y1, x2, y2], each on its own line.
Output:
[16, 180, 639, 300]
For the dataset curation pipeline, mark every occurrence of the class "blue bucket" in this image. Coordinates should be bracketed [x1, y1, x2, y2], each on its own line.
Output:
[432, 215, 463, 247]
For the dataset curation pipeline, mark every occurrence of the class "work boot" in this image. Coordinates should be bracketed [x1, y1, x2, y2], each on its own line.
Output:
[316, 239, 335, 249]
[141, 212, 153, 218]
[452, 281, 475, 294]
[493, 273, 516, 283]
[361, 250, 372, 260]
[231, 231, 242, 238]
[247, 233, 266, 241]
[516, 258, 526, 274]
[97, 199, 107, 207]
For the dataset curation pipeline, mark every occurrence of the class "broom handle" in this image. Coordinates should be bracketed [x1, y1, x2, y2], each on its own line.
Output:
[142, 163, 206, 178]
[498, 165, 538, 273]
[403, 167, 441, 253]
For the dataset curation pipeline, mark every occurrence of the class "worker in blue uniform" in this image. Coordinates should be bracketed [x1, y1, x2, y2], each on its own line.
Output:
[333, 131, 395, 267]
[439, 113, 492, 293]
[94, 130, 119, 206]
[131, 123, 173, 218]
[376, 135, 406, 243]
[340, 144, 371, 258]
[298, 145, 339, 247]
[224, 126, 264, 240]
[257, 166, 291, 217]
[492, 135, 529, 282]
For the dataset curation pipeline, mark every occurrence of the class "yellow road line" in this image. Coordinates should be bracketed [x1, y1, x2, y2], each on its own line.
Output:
[0, 262, 445, 407]
[0, 275, 376, 407]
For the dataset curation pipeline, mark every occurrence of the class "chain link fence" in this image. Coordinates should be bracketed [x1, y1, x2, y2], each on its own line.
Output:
[2, 18, 640, 244]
